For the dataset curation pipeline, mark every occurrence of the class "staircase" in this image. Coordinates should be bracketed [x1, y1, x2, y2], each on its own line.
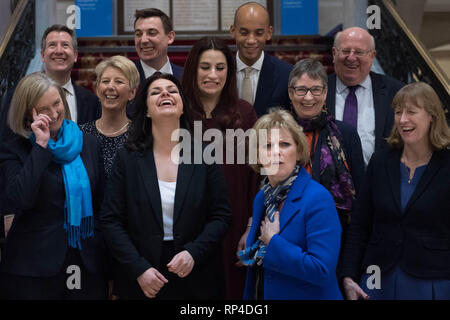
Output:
[72, 35, 335, 93]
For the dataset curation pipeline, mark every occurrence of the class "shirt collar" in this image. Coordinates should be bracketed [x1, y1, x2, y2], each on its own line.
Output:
[61, 80, 74, 96]
[236, 51, 264, 72]
[140, 58, 173, 77]
[336, 74, 371, 94]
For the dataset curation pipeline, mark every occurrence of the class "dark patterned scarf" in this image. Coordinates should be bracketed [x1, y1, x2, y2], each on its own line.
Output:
[238, 165, 300, 266]
[297, 110, 356, 211]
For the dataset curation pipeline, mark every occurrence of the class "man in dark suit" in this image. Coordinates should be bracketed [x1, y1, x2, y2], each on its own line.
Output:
[133, 8, 183, 83]
[40, 24, 101, 125]
[230, 2, 292, 116]
[326, 27, 404, 165]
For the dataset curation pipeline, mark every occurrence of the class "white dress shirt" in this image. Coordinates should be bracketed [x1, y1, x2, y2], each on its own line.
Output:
[158, 179, 176, 241]
[140, 58, 173, 79]
[236, 51, 264, 102]
[335, 75, 375, 166]
[62, 80, 77, 123]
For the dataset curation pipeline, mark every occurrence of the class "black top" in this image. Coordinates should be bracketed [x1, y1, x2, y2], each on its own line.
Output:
[80, 121, 128, 179]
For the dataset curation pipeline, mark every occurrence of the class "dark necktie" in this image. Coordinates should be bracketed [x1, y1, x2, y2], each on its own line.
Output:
[343, 85, 358, 129]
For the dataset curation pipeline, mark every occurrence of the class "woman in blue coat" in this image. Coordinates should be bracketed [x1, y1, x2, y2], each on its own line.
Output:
[240, 109, 343, 300]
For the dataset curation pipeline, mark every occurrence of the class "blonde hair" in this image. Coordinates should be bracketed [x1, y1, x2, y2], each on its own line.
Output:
[387, 82, 450, 150]
[249, 108, 310, 172]
[95, 55, 140, 90]
[7, 72, 71, 138]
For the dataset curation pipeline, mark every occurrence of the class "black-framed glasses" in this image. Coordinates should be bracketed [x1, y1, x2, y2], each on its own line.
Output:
[335, 47, 373, 57]
[290, 86, 326, 96]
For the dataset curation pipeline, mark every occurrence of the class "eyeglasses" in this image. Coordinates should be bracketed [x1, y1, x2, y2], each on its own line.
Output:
[290, 86, 325, 96]
[335, 48, 373, 57]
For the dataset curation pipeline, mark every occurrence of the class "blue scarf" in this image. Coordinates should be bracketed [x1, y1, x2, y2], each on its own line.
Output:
[30, 120, 94, 250]
[238, 165, 300, 266]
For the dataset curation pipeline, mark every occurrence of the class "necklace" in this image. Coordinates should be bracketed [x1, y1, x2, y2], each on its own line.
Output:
[96, 120, 130, 136]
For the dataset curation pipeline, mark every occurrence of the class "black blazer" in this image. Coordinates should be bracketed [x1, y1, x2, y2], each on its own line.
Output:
[0, 134, 109, 277]
[100, 146, 232, 299]
[311, 120, 365, 195]
[253, 52, 293, 117]
[341, 147, 450, 281]
[73, 84, 102, 125]
[326, 72, 404, 153]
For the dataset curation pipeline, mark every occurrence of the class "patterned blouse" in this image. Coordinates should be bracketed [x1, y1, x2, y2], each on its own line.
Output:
[80, 121, 129, 179]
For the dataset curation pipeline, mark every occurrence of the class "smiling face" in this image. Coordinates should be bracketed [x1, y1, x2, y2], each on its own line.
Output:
[395, 99, 432, 149]
[41, 31, 78, 79]
[146, 78, 183, 120]
[34, 86, 65, 139]
[197, 49, 228, 101]
[96, 67, 136, 112]
[134, 16, 174, 70]
[289, 74, 327, 119]
[332, 28, 376, 86]
[230, 4, 273, 66]
[259, 128, 300, 186]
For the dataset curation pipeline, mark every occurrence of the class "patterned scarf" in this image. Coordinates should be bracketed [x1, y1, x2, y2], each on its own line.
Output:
[297, 110, 356, 211]
[238, 165, 300, 266]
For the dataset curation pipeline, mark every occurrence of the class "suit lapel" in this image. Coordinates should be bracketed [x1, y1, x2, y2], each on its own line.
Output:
[137, 150, 163, 229]
[403, 151, 444, 215]
[326, 74, 337, 116]
[173, 161, 194, 224]
[279, 168, 308, 232]
[254, 53, 275, 116]
[370, 72, 389, 150]
[387, 149, 402, 215]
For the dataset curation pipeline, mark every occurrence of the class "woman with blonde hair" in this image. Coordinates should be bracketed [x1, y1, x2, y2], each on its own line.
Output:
[341, 82, 450, 300]
[80, 55, 139, 178]
[0, 72, 109, 299]
[240, 108, 343, 300]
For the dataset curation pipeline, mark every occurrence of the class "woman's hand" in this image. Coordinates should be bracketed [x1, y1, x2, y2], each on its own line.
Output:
[30, 108, 51, 148]
[342, 277, 370, 300]
[258, 211, 280, 245]
[137, 267, 168, 299]
[235, 228, 250, 267]
[167, 250, 195, 278]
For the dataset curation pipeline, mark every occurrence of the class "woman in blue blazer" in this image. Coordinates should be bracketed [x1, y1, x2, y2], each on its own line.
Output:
[100, 73, 232, 300]
[341, 82, 450, 300]
[0, 72, 109, 299]
[240, 109, 343, 300]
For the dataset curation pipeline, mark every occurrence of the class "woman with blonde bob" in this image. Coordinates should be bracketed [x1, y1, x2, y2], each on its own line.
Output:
[80, 55, 139, 179]
[341, 82, 450, 300]
[0, 72, 109, 299]
[240, 108, 343, 300]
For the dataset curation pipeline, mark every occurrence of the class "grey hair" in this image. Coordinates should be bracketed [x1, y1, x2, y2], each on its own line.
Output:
[288, 58, 328, 88]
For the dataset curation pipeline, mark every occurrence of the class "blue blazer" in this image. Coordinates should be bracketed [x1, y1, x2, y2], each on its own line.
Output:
[253, 52, 293, 117]
[243, 167, 343, 300]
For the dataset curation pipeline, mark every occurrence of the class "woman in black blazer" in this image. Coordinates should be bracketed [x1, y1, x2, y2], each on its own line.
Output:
[100, 73, 232, 300]
[0, 72, 109, 299]
[341, 82, 450, 300]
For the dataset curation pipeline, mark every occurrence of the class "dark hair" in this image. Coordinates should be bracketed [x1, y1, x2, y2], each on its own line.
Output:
[134, 8, 173, 34]
[182, 36, 242, 130]
[41, 24, 77, 51]
[126, 73, 192, 154]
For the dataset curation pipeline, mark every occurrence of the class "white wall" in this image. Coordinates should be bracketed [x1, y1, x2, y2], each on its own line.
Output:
[0, 2, 12, 45]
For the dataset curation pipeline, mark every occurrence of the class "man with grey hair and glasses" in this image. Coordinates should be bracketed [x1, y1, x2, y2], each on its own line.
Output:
[326, 27, 404, 165]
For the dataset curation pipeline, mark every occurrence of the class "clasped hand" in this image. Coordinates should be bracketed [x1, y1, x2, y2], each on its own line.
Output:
[258, 211, 280, 245]
[137, 250, 194, 299]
